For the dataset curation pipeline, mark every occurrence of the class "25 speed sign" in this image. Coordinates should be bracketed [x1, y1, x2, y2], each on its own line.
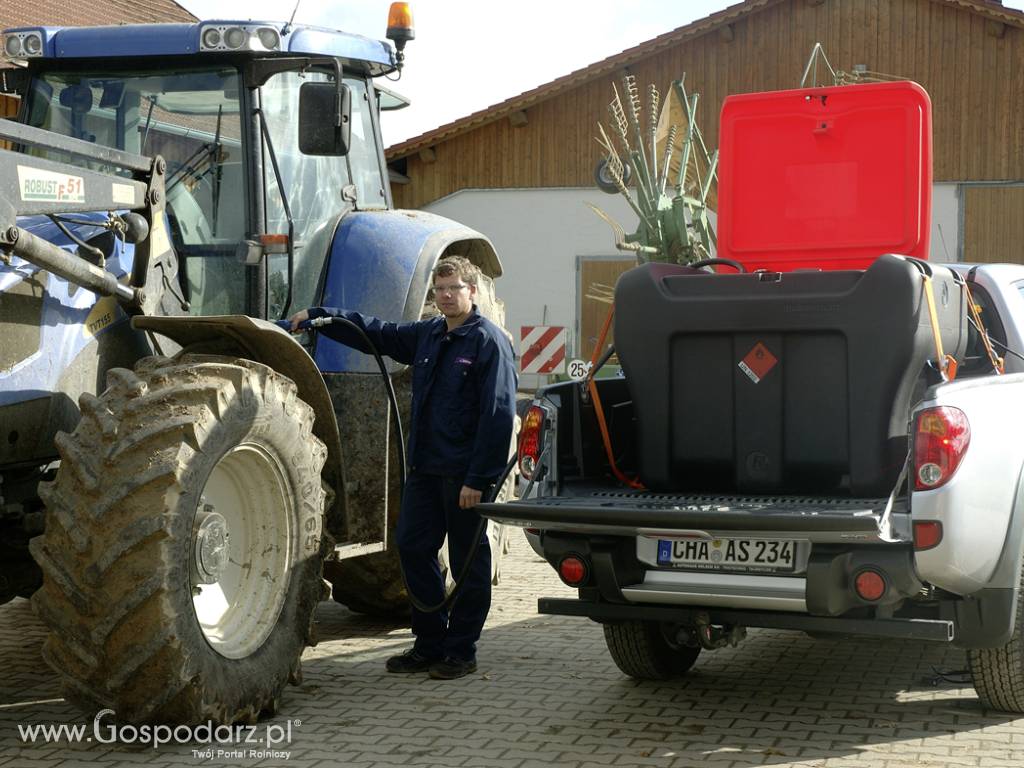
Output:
[567, 359, 592, 380]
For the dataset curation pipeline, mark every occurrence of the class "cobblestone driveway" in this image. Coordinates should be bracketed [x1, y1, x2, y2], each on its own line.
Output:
[1, 535, 1023, 767]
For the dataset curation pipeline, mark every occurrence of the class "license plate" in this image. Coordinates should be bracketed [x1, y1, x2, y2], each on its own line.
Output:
[657, 537, 796, 572]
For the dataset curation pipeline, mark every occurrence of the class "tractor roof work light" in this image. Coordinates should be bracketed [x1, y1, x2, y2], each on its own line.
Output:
[23, 33, 42, 55]
[201, 28, 222, 49]
[256, 27, 280, 51]
[386, 3, 415, 69]
[2, 30, 45, 61]
[223, 27, 247, 50]
[198, 23, 282, 53]
[3, 35, 20, 58]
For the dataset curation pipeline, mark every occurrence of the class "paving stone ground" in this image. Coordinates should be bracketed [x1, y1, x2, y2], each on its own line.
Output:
[1, 535, 1023, 767]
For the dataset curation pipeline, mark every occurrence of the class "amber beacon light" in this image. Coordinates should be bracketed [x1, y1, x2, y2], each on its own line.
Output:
[387, 3, 415, 69]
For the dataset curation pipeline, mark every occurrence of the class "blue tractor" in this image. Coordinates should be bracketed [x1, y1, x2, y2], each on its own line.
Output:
[0, 9, 512, 724]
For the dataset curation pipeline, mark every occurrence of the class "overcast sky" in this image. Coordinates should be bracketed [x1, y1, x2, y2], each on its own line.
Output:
[178, 0, 1024, 148]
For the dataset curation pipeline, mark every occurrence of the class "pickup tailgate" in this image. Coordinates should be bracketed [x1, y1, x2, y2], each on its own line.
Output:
[478, 488, 893, 541]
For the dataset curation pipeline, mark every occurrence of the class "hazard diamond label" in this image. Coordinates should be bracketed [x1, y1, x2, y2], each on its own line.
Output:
[738, 342, 778, 384]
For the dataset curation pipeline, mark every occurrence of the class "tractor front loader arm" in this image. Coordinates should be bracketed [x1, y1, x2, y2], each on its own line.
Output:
[0, 119, 175, 315]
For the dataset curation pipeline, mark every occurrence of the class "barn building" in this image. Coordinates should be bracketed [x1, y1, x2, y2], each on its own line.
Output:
[384, 0, 1024, 384]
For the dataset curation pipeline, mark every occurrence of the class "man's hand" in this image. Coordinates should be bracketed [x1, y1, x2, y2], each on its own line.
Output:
[459, 485, 482, 510]
[287, 309, 310, 333]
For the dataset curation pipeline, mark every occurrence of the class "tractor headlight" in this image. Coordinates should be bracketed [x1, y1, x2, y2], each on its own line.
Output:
[199, 23, 281, 52]
[4, 35, 22, 58]
[201, 27, 221, 49]
[3, 31, 44, 60]
[223, 27, 247, 49]
[256, 27, 280, 51]
[22, 33, 42, 55]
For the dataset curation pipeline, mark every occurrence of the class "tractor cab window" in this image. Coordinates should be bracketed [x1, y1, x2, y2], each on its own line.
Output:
[260, 71, 387, 319]
[23, 68, 249, 316]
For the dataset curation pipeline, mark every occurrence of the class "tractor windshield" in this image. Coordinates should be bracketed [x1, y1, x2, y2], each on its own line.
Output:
[23, 67, 249, 315]
[19, 65, 390, 320]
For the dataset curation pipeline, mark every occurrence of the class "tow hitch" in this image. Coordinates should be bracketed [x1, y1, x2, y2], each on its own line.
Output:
[685, 611, 747, 650]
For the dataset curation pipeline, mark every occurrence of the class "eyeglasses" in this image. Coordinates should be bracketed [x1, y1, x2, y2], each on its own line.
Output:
[432, 284, 469, 296]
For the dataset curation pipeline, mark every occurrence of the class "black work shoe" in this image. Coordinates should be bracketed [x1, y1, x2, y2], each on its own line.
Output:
[385, 649, 436, 673]
[428, 657, 478, 680]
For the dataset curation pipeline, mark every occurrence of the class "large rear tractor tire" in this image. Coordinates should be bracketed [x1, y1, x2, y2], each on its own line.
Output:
[603, 620, 702, 680]
[327, 271, 516, 617]
[30, 354, 329, 724]
[968, 569, 1024, 712]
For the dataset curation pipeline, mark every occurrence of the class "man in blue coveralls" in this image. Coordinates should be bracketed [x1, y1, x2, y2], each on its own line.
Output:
[288, 256, 517, 680]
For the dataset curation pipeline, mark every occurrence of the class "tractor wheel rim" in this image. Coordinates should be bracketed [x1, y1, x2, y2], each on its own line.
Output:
[190, 442, 293, 659]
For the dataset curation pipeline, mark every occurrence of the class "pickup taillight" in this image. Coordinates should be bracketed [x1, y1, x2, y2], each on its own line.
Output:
[518, 405, 546, 479]
[913, 406, 970, 490]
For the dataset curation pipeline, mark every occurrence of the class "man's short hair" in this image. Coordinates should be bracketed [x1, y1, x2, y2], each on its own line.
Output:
[433, 255, 480, 287]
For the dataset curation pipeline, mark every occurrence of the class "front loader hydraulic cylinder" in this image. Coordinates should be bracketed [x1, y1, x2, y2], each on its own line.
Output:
[1, 225, 140, 307]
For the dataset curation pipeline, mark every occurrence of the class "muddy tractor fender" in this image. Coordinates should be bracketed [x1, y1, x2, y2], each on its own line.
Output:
[313, 208, 503, 375]
[130, 314, 352, 544]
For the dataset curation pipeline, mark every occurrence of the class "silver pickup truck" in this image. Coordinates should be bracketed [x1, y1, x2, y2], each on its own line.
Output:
[480, 259, 1024, 712]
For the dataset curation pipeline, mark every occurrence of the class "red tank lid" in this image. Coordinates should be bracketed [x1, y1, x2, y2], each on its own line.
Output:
[716, 81, 932, 272]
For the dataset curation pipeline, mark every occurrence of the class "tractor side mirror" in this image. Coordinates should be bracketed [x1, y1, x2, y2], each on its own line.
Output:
[298, 81, 351, 156]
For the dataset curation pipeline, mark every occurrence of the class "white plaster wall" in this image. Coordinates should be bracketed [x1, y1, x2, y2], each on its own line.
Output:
[930, 183, 960, 262]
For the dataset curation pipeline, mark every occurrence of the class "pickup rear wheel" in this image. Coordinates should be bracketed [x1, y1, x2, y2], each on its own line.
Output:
[603, 620, 701, 680]
[968, 573, 1024, 712]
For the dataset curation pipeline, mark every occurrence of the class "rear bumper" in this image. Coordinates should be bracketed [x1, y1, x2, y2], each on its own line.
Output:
[488, 488, 1018, 647]
[539, 598, 955, 642]
[552, 530, 923, 618]
[488, 489, 926, 623]
[623, 570, 808, 611]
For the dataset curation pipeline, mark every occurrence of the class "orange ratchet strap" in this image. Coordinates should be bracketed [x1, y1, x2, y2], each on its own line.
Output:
[586, 306, 645, 490]
[962, 281, 1005, 375]
[921, 273, 958, 382]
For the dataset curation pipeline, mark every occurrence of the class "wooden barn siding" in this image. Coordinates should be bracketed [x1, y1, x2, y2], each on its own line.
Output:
[393, 0, 1024, 210]
[963, 185, 1024, 264]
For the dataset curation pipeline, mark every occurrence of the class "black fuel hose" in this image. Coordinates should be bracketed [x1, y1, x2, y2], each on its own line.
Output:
[300, 315, 516, 615]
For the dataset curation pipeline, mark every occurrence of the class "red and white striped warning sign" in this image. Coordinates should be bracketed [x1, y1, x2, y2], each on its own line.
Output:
[520, 326, 566, 374]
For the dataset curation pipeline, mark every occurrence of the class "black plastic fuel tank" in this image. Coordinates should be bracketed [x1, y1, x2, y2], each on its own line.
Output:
[614, 255, 968, 496]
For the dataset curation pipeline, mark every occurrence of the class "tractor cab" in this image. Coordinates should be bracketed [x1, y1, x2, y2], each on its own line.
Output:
[1, 19, 408, 321]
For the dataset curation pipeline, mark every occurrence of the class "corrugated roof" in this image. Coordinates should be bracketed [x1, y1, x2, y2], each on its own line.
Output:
[2, 0, 195, 29]
[385, 0, 1024, 161]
